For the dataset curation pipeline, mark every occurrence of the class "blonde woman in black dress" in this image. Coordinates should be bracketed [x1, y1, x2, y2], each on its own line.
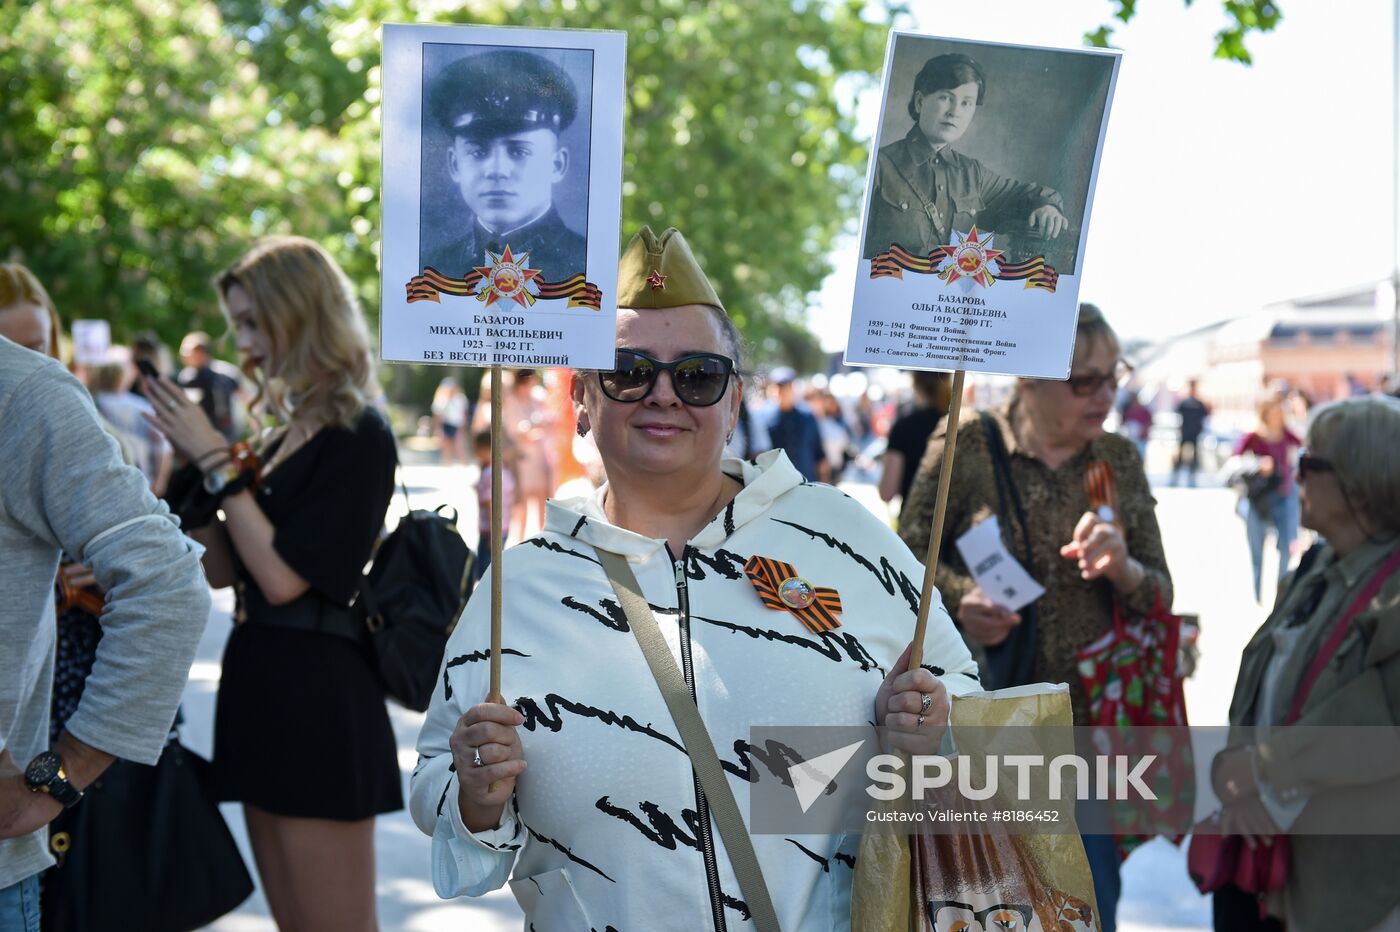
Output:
[147, 237, 398, 931]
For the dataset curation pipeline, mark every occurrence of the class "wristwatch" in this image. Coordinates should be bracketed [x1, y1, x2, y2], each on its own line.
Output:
[202, 459, 241, 495]
[24, 750, 83, 807]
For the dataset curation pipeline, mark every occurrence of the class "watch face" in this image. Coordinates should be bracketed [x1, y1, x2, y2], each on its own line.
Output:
[203, 470, 227, 495]
[25, 751, 60, 786]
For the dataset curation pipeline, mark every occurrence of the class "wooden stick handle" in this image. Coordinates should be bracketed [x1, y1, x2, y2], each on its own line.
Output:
[488, 365, 505, 704]
[908, 369, 966, 671]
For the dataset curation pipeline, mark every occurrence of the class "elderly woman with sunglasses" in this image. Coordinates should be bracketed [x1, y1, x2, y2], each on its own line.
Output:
[898, 304, 1172, 932]
[410, 228, 981, 930]
[1209, 395, 1400, 932]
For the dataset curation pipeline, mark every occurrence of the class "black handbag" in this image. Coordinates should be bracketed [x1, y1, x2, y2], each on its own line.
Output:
[40, 739, 253, 932]
[977, 411, 1038, 689]
[232, 462, 476, 712]
[1242, 469, 1282, 507]
[354, 500, 475, 712]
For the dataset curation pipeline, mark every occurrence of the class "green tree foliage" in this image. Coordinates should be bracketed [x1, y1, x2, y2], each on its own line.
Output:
[0, 0, 366, 343]
[1087, 0, 1283, 64]
[1, 0, 896, 371]
[222, 0, 900, 369]
[1, 0, 1281, 375]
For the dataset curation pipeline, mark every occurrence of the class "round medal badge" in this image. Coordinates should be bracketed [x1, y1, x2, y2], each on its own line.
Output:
[778, 576, 817, 610]
[492, 264, 523, 296]
[956, 244, 985, 276]
[474, 245, 541, 308]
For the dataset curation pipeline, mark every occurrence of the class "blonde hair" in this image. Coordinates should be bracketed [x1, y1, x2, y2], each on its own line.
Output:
[88, 347, 132, 394]
[1016, 303, 1121, 400]
[1252, 391, 1288, 438]
[1306, 396, 1400, 533]
[0, 263, 63, 361]
[1071, 302, 1121, 366]
[217, 236, 375, 430]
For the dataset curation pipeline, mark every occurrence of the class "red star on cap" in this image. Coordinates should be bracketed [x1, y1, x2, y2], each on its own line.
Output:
[647, 269, 667, 291]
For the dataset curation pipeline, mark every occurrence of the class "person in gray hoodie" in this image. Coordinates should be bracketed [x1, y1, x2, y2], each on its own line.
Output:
[0, 263, 210, 931]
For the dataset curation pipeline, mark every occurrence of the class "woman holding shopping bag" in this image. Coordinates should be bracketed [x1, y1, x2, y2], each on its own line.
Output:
[410, 227, 982, 931]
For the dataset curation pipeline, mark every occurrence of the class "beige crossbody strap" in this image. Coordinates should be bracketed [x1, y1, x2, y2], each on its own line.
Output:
[596, 549, 782, 932]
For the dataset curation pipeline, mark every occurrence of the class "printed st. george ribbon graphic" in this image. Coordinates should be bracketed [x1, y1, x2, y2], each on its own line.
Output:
[869, 225, 1059, 292]
[404, 243, 603, 309]
[744, 555, 843, 635]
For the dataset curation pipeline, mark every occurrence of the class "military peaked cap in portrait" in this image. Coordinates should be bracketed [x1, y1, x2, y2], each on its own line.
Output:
[616, 226, 724, 312]
[430, 50, 578, 140]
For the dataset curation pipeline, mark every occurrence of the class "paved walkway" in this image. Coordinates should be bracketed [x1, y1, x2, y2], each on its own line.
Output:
[194, 460, 1276, 930]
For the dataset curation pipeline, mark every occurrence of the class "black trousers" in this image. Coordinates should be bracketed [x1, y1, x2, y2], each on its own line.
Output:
[1213, 884, 1284, 932]
[1173, 437, 1201, 478]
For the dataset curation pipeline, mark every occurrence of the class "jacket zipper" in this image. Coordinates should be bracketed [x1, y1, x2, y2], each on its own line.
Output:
[674, 546, 728, 932]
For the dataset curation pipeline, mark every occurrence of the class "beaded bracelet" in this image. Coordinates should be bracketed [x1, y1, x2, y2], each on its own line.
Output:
[229, 441, 261, 483]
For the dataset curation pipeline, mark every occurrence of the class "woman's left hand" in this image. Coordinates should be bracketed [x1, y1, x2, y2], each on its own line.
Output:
[875, 642, 950, 756]
[1222, 796, 1279, 849]
[141, 374, 227, 463]
[1060, 511, 1141, 592]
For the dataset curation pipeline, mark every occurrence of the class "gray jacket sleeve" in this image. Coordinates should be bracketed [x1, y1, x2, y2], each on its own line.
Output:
[0, 364, 211, 764]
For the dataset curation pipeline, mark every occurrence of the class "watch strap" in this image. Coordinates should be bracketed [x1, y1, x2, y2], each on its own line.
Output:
[46, 765, 83, 807]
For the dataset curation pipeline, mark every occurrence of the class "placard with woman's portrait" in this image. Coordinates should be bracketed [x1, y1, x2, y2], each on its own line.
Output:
[845, 34, 1119, 379]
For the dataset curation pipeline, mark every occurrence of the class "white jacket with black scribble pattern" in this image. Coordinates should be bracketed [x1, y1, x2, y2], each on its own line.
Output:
[410, 449, 981, 931]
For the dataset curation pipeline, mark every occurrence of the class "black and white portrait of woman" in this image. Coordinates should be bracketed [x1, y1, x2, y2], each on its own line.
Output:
[862, 38, 1115, 275]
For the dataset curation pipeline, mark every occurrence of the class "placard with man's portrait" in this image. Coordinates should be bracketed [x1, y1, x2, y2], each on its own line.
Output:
[381, 24, 625, 369]
[845, 33, 1119, 380]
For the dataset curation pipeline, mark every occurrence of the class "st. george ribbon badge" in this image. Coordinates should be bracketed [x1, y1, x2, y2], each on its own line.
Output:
[744, 555, 843, 635]
[405, 243, 603, 309]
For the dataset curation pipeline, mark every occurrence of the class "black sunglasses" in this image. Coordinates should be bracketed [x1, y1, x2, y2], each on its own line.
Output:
[1066, 361, 1133, 397]
[598, 349, 736, 407]
[1298, 451, 1333, 481]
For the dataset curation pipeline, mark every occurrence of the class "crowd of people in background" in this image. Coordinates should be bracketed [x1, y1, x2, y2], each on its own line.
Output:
[7, 240, 1400, 932]
[409, 339, 1399, 626]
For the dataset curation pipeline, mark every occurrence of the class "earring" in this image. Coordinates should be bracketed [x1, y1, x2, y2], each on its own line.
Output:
[577, 421, 589, 437]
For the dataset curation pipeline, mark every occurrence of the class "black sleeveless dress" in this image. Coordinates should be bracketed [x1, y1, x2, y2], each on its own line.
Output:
[213, 409, 402, 820]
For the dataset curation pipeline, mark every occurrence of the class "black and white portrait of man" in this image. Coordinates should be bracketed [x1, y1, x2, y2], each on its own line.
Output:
[419, 45, 593, 281]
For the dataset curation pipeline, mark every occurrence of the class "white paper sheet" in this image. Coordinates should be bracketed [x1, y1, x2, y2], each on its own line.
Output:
[954, 516, 1045, 612]
[843, 32, 1120, 379]
[380, 23, 626, 369]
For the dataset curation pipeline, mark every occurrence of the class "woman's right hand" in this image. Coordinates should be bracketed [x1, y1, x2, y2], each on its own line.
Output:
[450, 701, 527, 833]
[1258, 455, 1275, 476]
[956, 587, 1022, 646]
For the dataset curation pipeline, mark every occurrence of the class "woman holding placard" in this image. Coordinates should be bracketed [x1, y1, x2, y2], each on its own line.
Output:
[898, 303, 1172, 932]
[411, 227, 981, 930]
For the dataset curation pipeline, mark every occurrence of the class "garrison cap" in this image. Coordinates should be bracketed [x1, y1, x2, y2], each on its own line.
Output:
[617, 227, 724, 312]
[431, 50, 578, 140]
